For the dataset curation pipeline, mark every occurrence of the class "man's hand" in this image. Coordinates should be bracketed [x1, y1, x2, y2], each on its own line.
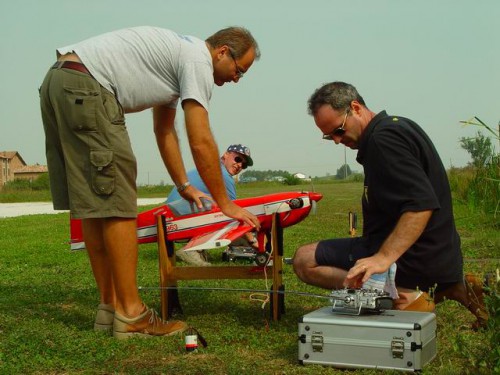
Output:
[180, 187, 260, 230]
[245, 232, 259, 249]
[179, 185, 213, 209]
[344, 210, 433, 288]
[220, 201, 261, 231]
[343, 253, 392, 287]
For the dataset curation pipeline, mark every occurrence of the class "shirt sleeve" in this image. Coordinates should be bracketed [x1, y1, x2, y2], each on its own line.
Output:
[367, 126, 440, 217]
[178, 61, 213, 110]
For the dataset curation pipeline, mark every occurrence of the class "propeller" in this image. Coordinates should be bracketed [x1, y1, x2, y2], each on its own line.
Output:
[311, 199, 317, 215]
[308, 192, 322, 215]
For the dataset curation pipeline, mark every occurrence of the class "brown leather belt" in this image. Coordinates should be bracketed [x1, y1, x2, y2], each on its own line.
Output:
[51, 61, 91, 75]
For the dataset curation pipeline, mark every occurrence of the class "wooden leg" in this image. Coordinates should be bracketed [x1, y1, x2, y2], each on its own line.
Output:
[157, 215, 182, 320]
[271, 213, 284, 320]
[157, 212, 286, 322]
[166, 239, 183, 318]
[157, 215, 168, 320]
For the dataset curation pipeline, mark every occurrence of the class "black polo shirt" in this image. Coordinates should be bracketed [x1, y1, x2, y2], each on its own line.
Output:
[356, 111, 462, 290]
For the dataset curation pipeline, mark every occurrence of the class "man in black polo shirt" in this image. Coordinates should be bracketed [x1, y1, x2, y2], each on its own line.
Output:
[293, 81, 487, 328]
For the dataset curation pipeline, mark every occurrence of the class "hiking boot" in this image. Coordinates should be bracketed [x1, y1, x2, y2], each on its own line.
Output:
[394, 291, 435, 312]
[176, 249, 211, 266]
[113, 306, 187, 340]
[434, 273, 489, 329]
[464, 274, 489, 329]
[403, 291, 435, 312]
[94, 303, 115, 332]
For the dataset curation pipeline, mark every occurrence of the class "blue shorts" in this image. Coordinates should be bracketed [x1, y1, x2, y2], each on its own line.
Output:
[315, 237, 376, 271]
[316, 237, 459, 292]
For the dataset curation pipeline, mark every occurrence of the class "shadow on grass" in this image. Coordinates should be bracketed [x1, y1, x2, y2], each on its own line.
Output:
[0, 283, 98, 332]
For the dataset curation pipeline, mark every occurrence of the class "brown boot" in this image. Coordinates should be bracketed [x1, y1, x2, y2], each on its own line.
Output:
[113, 305, 188, 340]
[464, 274, 489, 329]
[435, 274, 489, 329]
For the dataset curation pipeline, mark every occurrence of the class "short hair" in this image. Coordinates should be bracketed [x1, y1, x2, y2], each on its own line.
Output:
[206, 26, 261, 60]
[307, 81, 366, 116]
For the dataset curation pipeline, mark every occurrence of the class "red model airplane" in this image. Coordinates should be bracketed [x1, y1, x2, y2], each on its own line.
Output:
[70, 191, 323, 258]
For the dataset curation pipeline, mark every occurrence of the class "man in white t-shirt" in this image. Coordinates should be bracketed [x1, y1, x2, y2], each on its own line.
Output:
[39, 26, 261, 339]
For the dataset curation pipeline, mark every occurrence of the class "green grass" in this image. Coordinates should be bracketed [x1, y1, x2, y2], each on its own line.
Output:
[0, 185, 172, 203]
[0, 181, 498, 374]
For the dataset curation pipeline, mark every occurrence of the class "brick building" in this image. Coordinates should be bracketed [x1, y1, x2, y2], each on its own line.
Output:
[0, 151, 48, 187]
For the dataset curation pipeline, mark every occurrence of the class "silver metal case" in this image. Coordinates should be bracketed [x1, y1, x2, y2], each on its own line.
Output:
[298, 306, 437, 372]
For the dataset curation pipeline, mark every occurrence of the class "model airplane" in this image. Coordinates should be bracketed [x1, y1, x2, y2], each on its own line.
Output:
[70, 191, 323, 258]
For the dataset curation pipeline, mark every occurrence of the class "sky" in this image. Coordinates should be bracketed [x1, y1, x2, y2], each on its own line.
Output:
[1, 0, 498, 185]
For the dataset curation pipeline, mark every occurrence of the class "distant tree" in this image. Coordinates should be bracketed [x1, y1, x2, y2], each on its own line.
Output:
[282, 172, 301, 186]
[458, 117, 499, 217]
[240, 169, 291, 182]
[31, 173, 50, 190]
[335, 164, 352, 179]
[4, 179, 31, 190]
[460, 131, 494, 168]
[4, 173, 50, 191]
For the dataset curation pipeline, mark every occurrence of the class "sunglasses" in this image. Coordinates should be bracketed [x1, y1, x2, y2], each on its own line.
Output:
[234, 155, 248, 169]
[322, 109, 350, 140]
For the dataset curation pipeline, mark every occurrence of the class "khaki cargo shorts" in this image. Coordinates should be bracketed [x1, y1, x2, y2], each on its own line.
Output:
[40, 66, 137, 219]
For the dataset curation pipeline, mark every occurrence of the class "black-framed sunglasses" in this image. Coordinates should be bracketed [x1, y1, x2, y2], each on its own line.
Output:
[234, 155, 248, 169]
[228, 48, 245, 79]
[322, 109, 350, 140]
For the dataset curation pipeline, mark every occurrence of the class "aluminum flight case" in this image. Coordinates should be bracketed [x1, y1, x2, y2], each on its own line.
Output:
[298, 306, 437, 372]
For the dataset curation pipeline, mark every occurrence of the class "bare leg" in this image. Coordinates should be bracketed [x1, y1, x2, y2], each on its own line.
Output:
[84, 217, 188, 337]
[83, 217, 144, 318]
[83, 218, 115, 306]
[293, 242, 347, 289]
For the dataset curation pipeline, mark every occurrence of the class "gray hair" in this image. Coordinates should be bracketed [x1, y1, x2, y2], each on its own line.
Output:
[308, 82, 365, 115]
[206, 26, 261, 60]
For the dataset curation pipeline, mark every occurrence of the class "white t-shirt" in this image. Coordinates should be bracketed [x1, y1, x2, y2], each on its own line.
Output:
[57, 26, 214, 113]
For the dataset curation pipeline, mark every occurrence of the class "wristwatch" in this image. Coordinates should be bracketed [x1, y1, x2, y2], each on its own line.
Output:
[176, 181, 190, 193]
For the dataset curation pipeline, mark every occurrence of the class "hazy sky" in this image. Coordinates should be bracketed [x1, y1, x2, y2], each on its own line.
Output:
[1, 0, 498, 185]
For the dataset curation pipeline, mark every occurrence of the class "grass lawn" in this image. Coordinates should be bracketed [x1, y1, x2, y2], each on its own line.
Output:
[0, 181, 498, 374]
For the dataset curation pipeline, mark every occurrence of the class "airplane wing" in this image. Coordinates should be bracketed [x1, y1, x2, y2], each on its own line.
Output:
[180, 221, 254, 252]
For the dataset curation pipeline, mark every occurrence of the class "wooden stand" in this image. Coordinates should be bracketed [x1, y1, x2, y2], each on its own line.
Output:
[157, 213, 285, 321]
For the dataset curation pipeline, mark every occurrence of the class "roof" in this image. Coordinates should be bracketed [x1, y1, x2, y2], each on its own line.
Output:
[0, 151, 19, 159]
[0, 151, 26, 165]
[14, 164, 48, 174]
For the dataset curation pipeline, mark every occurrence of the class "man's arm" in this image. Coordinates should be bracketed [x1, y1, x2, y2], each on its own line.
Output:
[153, 104, 210, 208]
[344, 210, 433, 287]
[183, 99, 260, 229]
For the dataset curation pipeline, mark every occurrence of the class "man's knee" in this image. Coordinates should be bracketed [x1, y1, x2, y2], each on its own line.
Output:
[292, 243, 316, 280]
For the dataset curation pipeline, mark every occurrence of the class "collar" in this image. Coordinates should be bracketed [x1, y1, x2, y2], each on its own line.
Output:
[356, 110, 388, 164]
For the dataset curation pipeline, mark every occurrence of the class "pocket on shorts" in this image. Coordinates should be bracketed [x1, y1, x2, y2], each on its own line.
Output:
[101, 88, 125, 125]
[63, 86, 100, 131]
[90, 150, 115, 195]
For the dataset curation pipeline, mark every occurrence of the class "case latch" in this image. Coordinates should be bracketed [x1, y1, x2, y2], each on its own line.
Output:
[311, 334, 324, 352]
[391, 338, 405, 358]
